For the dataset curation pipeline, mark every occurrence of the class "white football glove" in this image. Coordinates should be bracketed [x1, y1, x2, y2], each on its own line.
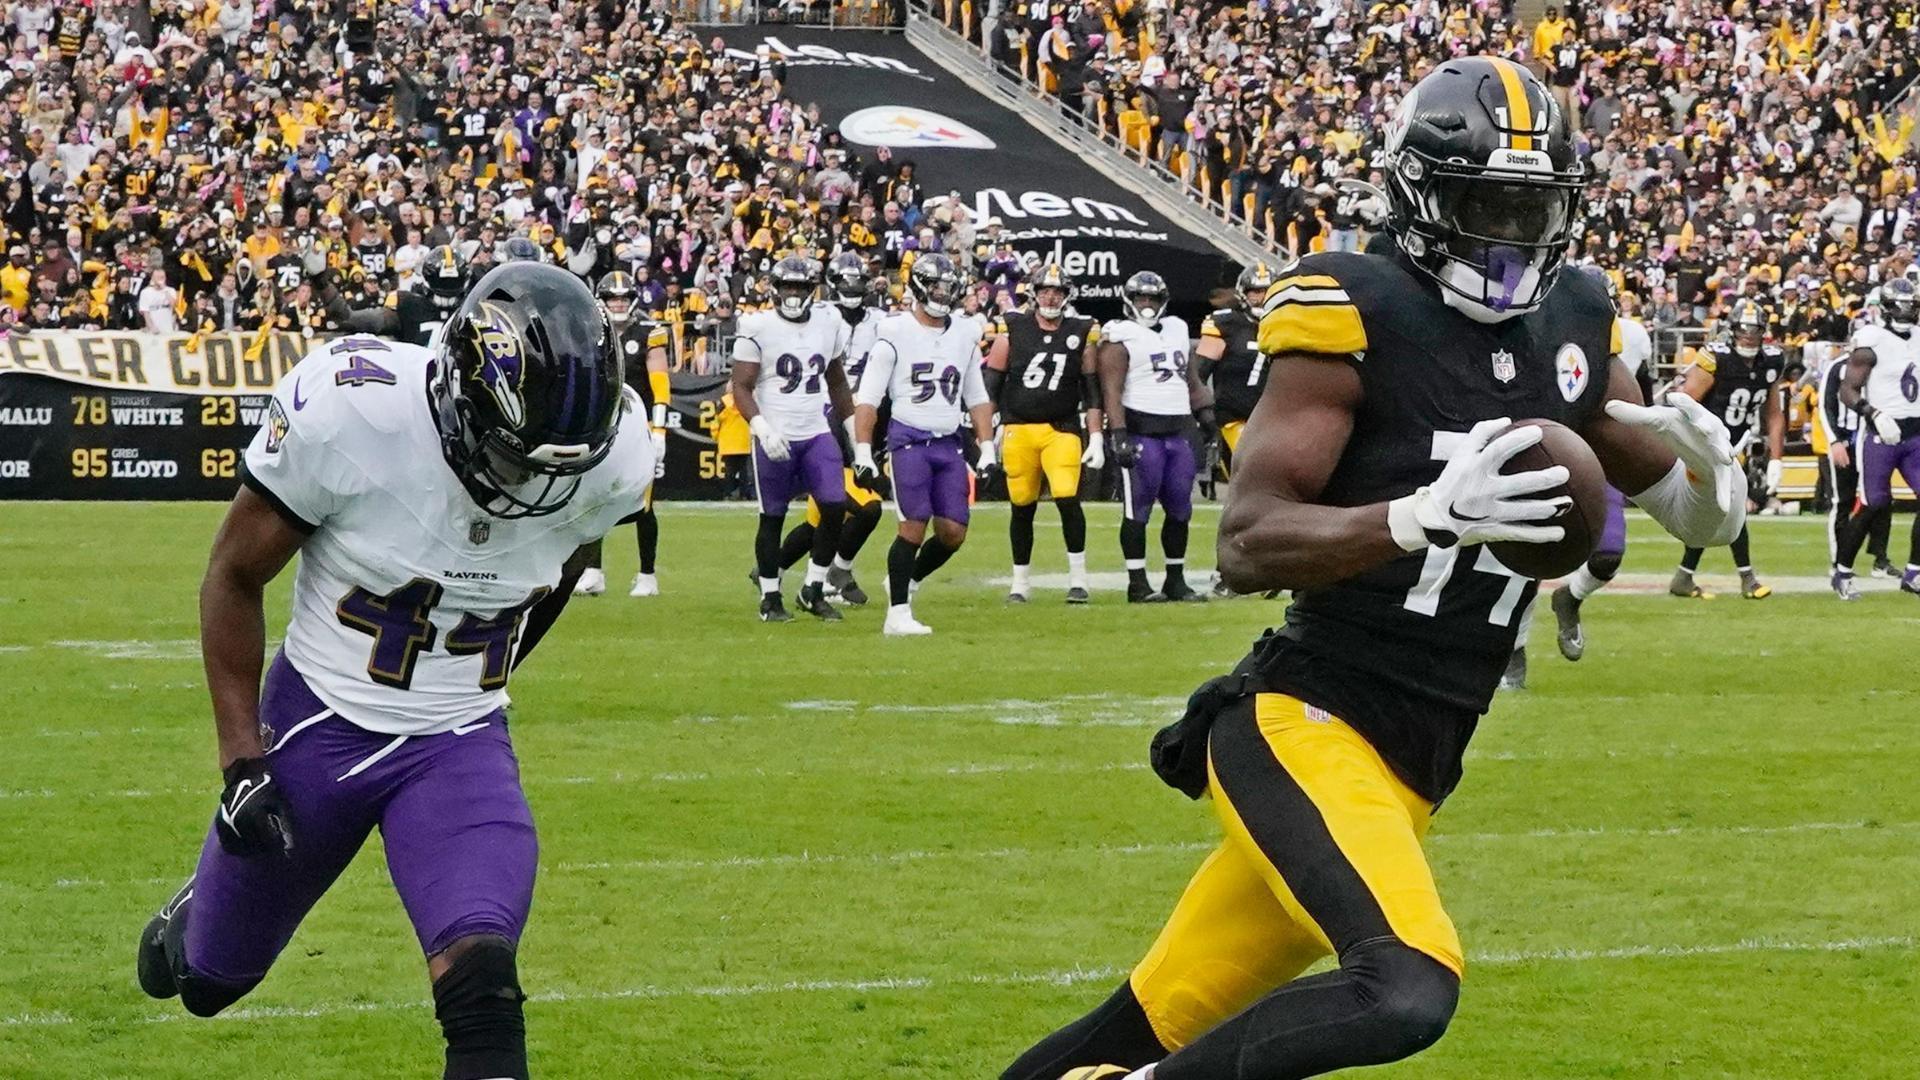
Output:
[1604, 392, 1738, 517]
[1868, 406, 1903, 446]
[749, 416, 789, 462]
[650, 427, 668, 479]
[1081, 430, 1105, 469]
[1386, 418, 1570, 551]
[852, 442, 881, 488]
[1764, 457, 1782, 496]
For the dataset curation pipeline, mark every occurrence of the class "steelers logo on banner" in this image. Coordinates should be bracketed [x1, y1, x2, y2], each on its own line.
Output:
[839, 106, 997, 149]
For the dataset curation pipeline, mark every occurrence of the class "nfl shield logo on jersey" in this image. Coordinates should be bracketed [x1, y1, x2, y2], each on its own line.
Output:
[1555, 343, 1589, 402]
[469, 519, 491, 545]
[1490, 349, 1517, 384]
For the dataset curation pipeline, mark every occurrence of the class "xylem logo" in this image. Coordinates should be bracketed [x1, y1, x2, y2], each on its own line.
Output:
[972, 188, 1151, 228]
[841, 107, 996, 149]
[722, 37, 928, 79]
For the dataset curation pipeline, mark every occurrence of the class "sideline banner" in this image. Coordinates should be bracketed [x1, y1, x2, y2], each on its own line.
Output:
[713, 28, 1232, 316]
[0, 333, 737, 501]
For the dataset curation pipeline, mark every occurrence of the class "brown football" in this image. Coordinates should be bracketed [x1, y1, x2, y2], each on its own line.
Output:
[1486, 419, 1608, 581]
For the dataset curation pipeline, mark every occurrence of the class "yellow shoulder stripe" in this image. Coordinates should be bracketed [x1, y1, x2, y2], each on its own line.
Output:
[1609, 318, 1624, 357]
[647, 327, 670, 348]
[1689, 348, 1718, 375]
[1266, 273, 1342, 296]
[1259, 301, 1368, 357]
[1200, 317, 1222, 338]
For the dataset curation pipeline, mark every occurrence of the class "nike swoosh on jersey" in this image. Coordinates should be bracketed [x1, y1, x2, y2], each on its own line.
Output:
[291, 379, 309, 411]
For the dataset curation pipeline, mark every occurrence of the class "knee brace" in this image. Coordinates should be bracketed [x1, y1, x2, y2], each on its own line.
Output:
[1587, 550, 1622, 582]
[1342, 937, 1459, 1063]
[433, 935, 529, 1080]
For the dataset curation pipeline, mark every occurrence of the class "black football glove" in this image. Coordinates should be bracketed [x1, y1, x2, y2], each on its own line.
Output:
[215, 756, 295, 858]
[974, 439, 1004, 485]
[1109, 430, 1141, 469]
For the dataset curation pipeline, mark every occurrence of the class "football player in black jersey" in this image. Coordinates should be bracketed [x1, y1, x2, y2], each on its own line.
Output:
[982, 263, 1104, 603]
[776, 253, 890, 604]
[574, 272, 673, 597]
[1003, 58, 1746, 1080]
[341, 244, 469, 347]
[1665, 299, 1784, 600]
[1195, 263, 1277, 597]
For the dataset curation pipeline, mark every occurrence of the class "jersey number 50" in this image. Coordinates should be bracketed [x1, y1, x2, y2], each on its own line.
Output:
[337, 579, 550, 690]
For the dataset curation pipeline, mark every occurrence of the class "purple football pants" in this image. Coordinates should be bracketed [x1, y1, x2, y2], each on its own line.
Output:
[1860, 429, 1920, 508]
[1123, 432, 1196, 524]
[1597, 485, 1629, 557]
[889, 423, 973, 524]
[754, 431, 846, 515]
[183, 653, 536, 989]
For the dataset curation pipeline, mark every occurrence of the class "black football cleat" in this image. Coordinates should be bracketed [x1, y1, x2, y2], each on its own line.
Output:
[796, 582, 842, 622]
[1005, 590, 1030, 604]
[1065, 586, 1091, 605]
[759, 592, 793, 623]
[1209, 575, 1235, 599]
[1162, 577, 1207, 603]
[1127, 580, 1167, 604]
[828, 565, 868, 606]
[1550, 584, 1585, 661]
[138, 880, 194, 1000]
[1874, 557, 1901, 578]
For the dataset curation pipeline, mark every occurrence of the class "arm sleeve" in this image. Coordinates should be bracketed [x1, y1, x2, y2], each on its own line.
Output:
[960, 344, 990, 410]
[856, 337, 898, 410]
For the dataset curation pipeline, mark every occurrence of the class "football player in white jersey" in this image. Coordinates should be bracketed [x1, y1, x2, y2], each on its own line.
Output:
[776, 253, 891, 605]
[1101, 270, 1214, 603]
[853, 253, 999, 635]
[1548, 285, 1655, 663]
[730, 255, 857, 622]
[135, 263, 654, 1080]
[1832, 275, 1920, 597]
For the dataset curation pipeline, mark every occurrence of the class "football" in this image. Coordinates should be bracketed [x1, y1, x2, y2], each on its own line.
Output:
[1487, 419, 1609, 581]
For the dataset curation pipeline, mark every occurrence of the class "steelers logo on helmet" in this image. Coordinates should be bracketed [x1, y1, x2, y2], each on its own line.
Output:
[771, 255, 821, 322]
[1032, 261, 1074, 320]
[1729, 299, 1767, 357]
[827, 251, 869, 309]
[1883, 276, 1918, 334]
[1383, 57, 1585, 324]
[1236, 262, 1276, 310]
[595, 271, 636, 326]
[909, 252, 962, 318]
[1123, 270, 1170, 325]
[431, 262, 624, 519]
[421, 244, 472, 312]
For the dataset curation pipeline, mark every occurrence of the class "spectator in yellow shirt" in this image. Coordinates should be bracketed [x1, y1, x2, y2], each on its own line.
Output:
[715, 389, 753, 500]
[0, 246, 33, 315]
[1531, 6, 1569, 61]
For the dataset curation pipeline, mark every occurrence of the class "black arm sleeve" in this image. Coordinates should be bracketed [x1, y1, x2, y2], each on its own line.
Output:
[341, 305, 398, 334]
[512, 546, 590, 671]
[1081, 369, 1102, 411]
[982, 365, 1005, 404]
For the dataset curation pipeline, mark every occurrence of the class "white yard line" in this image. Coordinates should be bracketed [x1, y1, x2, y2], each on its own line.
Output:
[3, 935, 1908, 1028]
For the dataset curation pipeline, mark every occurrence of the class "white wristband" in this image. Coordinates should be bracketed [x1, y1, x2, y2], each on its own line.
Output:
[1387, 491, 1431, 553]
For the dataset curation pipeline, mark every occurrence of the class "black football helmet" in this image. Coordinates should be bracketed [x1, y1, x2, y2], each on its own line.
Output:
[420, 244, 471, 315]
[1882, 276, 1918, 334]
[1728, 299, 1767, 357]
[827, 252, 868, 309]
[1122, 270, 1169, 324]
[770, 255, 819, 322]
[1031, 262, 1074, 320]
[908, 252, 961, 318]
[502, 235, 544, 263]
[1383, 57, 1584, 322]
[596, 271, 637, 326]
[430, 262, 624, 518]
[1236, 263, 1276, 311]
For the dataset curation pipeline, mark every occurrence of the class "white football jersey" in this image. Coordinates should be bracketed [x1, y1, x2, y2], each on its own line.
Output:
[1104, 316, 1193, 416]
[1852, 324, 1920, 420]
[857, 310, 989, 434]
[734, 304, 851, 440]
[244, 337, 653, 736]
[1616, 316, 1653, 377]
[842, 306, 883, 387]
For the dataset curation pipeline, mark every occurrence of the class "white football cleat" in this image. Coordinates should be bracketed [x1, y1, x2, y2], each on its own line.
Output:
[883, 605, 933, 636]
[573, 568, 606, 596]
[629, 573, 659, 597]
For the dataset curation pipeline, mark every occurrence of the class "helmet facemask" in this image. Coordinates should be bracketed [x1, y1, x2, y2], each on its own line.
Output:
[910, 255, 960, 319]
[1123, 273, 1169, 325]
[1035, 284, 1070, 321]
[1886, 281, 1918, 334]
[1397, 163, 1580, 323]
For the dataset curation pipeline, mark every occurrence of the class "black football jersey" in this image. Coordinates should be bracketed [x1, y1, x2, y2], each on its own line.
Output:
[1201, 306, 1264, 422]
[1246, 251, 1621, 803]
[996, 311, 1099, 427]
[615, 319, 670, 406]
[393, 290, 462, 347]
[1696, 342, 1783, 446]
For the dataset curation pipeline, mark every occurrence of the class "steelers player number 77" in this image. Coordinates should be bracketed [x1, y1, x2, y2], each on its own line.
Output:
[1004, 57, 1747, 1080]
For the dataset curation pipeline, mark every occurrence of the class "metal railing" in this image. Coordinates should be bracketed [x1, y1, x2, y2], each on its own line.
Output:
[671, 0, 903, 28]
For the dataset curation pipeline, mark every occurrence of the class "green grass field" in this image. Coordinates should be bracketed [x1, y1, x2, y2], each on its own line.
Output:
[1, 500, 1915, 1078]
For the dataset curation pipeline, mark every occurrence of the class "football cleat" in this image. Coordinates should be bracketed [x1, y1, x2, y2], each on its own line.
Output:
[1902, 570, 1920, 596]
[1498, 647, 1527, 691]
[883, 606, 933, 636]
[828, 565, 868, 606]
[1065, 586, 1091, 605]
[1162, 577, 1207, 603]
[1668, 570, 1712, 599]
[1210, 574, 1235, 599]
[1832, 571, 1860, 601]
[1006, 590, 1030, 604]
[138, 880, 195, 1000]
[629, 573, 659, 597]
[573, 568, 606, 596]
[1059, 1067, 1130, 1080]
[759, 592, 793, 623]
[1127, 580, 1167, 603]
[1873, 557, 1900, 578]
[796, 582, 843, 622]
[1740, 572, 1771, 600]
[1550, 584, 1584, 661]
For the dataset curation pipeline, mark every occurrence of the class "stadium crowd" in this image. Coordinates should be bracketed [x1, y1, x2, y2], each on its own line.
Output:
[956, 0, 1920, 351]
[2, 0, 1917, 370]
[0, 0, 993, 368]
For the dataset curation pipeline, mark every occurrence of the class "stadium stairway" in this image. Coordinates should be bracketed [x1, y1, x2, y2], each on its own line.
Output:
[903, 3, 1279, 272]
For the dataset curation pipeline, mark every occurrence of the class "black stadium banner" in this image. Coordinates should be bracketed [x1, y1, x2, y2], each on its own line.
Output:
[0, 332, 738, 502]
[713, 29, 1233, 318]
